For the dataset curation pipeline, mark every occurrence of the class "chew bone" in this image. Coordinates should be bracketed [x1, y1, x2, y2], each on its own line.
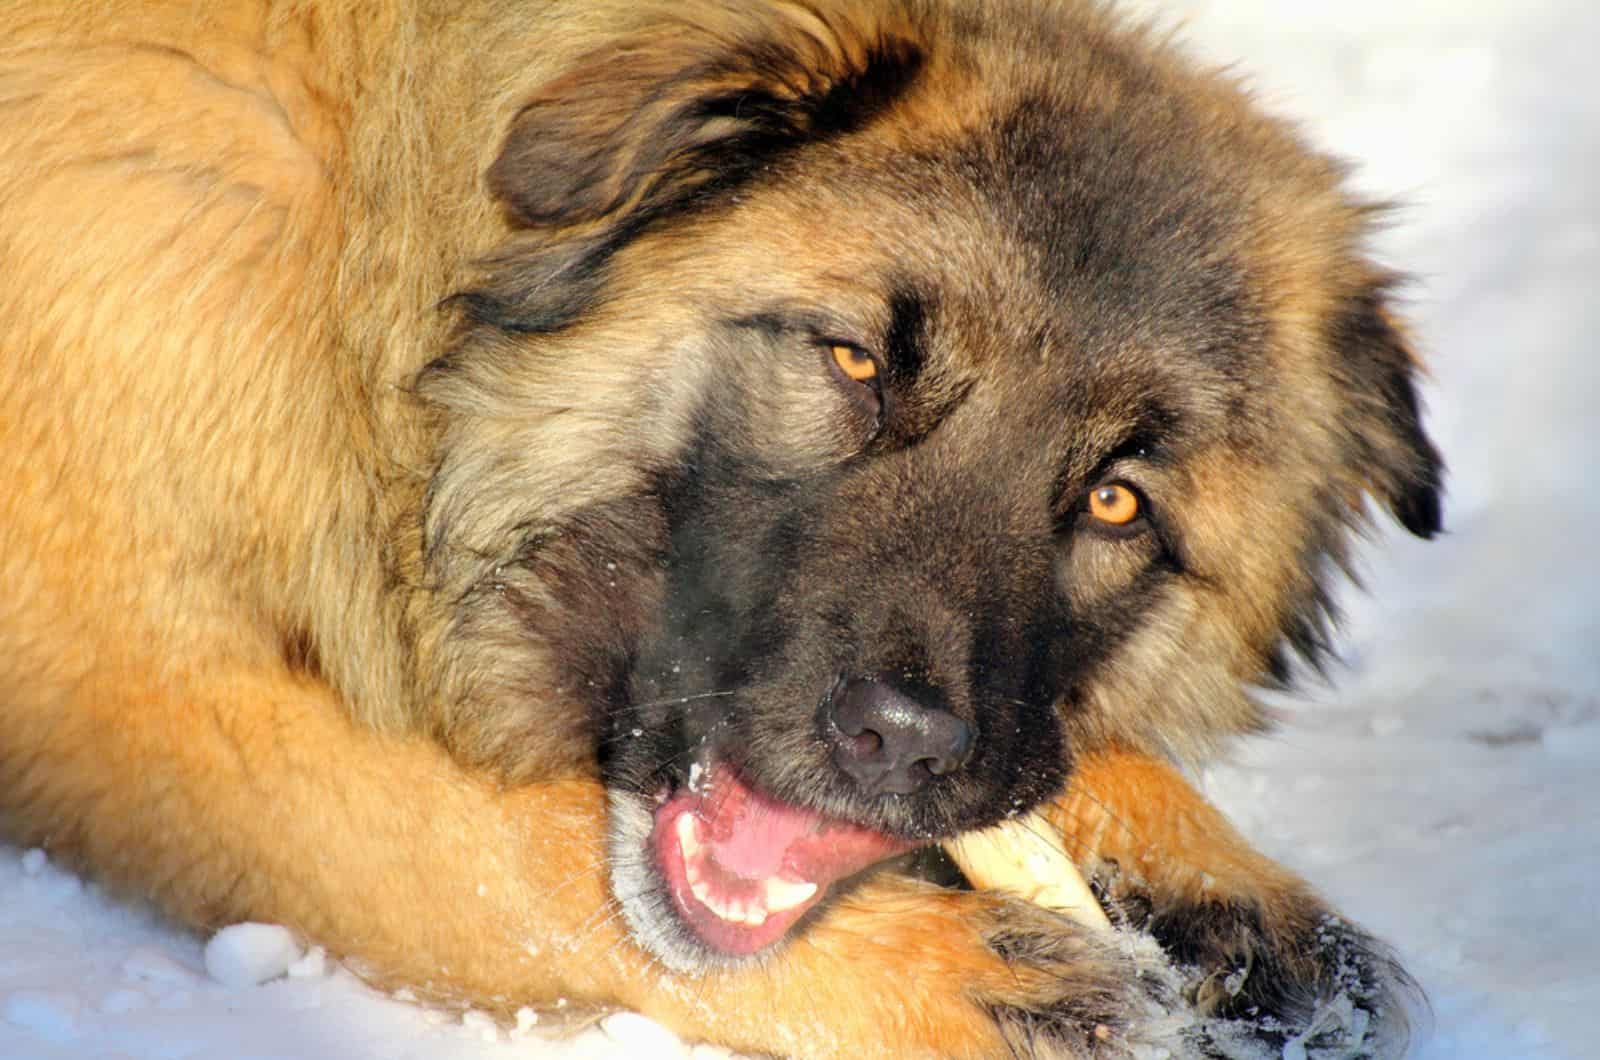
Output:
[943, 812, 1112, 932]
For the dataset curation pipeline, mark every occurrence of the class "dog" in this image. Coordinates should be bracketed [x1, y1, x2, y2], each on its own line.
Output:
[0, 0, 1441, 1055]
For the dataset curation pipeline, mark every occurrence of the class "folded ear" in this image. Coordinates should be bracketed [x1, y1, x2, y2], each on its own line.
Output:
[1331, 286, 1445, 539]
[452, 9, 922, 336]
[486, 10, 925, 229]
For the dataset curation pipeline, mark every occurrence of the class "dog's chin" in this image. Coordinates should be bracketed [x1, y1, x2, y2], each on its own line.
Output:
[607, 763, 914, 973]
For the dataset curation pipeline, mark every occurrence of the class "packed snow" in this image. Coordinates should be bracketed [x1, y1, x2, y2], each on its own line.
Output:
[201, 924, 309, 990]
[3, 1, 1594, 1057]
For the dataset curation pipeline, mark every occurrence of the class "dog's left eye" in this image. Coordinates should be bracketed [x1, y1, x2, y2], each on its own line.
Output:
[822, 341, 883, 421]
[1078, 481, 1153, 539]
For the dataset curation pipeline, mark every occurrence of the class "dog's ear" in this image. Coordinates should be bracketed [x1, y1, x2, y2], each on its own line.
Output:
[451, 11, 922, 335]
[1332, 286, 1445, 539]
[487, 12, 924, 229]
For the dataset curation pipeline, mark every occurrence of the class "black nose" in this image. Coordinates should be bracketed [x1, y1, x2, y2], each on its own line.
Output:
[825, 676, 973, 796]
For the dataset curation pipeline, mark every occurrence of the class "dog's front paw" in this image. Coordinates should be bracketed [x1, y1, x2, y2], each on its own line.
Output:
[967, 893, 1181, 1058]
[1047, 753, 1419, 1058]
[1115, 882, 1417, 1058]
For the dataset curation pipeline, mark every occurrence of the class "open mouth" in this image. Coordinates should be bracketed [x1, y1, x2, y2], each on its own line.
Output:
[651, 763, 914, 956]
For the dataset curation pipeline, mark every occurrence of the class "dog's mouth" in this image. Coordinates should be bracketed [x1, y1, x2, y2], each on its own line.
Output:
[651, 762, 914, 956]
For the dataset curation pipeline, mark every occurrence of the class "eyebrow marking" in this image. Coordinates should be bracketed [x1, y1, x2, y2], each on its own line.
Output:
[1051, 401, 1179, 516]
[883, 286, 928, 387]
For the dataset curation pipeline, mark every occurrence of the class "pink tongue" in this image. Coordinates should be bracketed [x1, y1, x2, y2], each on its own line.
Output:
[696, 766, 911, 883]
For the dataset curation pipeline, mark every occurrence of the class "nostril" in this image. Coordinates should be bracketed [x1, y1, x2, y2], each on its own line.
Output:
[842, 729, 883, 758]
[926, 718, 972, 776]
[825, 675, 973, 796]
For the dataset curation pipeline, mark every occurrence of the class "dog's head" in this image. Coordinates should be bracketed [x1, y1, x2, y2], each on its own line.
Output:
[417, 1, 1441, 969]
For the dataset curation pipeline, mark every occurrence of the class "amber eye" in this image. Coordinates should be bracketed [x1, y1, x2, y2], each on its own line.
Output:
[830, 343, 878, 384]
[1088, 483, 1140, 526]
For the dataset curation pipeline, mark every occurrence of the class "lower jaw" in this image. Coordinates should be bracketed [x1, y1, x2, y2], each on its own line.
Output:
[665, 877, 814, 956]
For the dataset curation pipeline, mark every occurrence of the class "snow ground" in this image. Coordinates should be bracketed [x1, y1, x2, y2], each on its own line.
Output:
[3, 2, 1596, 1057]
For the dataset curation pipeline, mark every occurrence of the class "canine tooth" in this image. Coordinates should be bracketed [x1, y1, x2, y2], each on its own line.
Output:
[675, 811, 703, 863]
[762, 877, 818, 913]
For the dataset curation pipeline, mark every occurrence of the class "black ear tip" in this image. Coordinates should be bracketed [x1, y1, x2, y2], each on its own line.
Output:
[1392, 456, 1445, 539]
[1332, 289, 1447, 543]
[1397, 488, 1443, 539]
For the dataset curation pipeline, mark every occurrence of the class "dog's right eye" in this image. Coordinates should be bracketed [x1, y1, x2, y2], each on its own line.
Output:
[830, 343, 878, 383]
[1088, 484, 1140, 525]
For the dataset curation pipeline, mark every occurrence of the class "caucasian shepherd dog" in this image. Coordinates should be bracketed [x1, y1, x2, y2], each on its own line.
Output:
[0, 0, 1441, 1056]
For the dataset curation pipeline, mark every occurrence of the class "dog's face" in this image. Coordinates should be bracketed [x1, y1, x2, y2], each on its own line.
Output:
[419, 2, 1441, 971]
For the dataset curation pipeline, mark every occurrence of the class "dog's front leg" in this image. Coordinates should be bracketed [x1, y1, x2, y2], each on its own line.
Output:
[1, 661, 650, 1011]
[3, 662, 1165, 1058]
[1046, 749, 1418, 1056]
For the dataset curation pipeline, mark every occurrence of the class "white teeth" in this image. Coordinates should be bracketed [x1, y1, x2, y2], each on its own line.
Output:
[685, 863, 768, 926]
[675, 811, 704, 862]
[675, 812, 816, 928]
[679, 814, 725, 922]
[762, 877, 819, 914]
[685, 860, 717, 915]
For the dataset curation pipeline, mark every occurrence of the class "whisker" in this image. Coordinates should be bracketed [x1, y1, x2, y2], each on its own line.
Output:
[543, 860, 609, 900]
[1058, 778, 1153, 856]
[626, 689, 739, 712]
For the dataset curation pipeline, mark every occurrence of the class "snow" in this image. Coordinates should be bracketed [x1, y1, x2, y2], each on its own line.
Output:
[3, 2, 1595, 1057]
[3, 991, 83, 1047]
[202, 924, 304, 990]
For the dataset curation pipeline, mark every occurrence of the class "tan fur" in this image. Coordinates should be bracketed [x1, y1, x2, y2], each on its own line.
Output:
[1053, 751, 1307, 915]
[1, 1, 1427, 1055]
